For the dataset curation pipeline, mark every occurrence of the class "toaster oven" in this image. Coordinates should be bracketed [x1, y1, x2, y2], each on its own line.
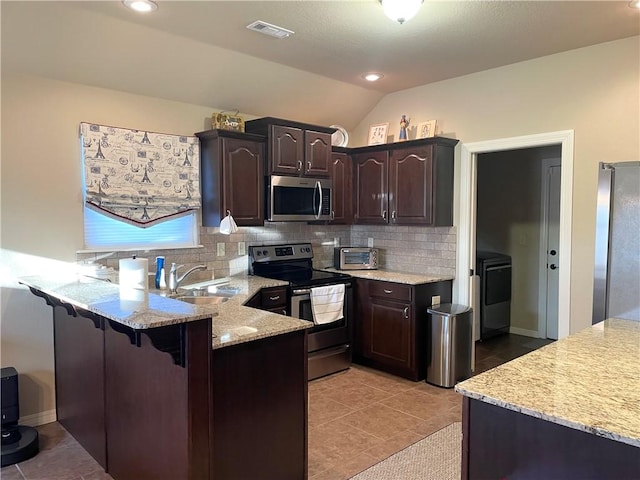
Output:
[333, 247, 378, 270]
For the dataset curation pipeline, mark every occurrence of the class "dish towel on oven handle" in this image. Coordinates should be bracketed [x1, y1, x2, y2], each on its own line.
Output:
[310, 284, 345, 325]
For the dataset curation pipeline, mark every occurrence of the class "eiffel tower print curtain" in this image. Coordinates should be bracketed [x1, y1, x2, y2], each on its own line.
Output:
[80, 123, 201, 226]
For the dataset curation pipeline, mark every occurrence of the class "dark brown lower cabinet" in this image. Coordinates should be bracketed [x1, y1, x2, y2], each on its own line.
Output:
[53, 305, 212, 480]
[48, 292, 307, 480]
[212, 331, 308, 480]
[462, 397, 640, 480]
[53, 305, 106, 468]
[354, 279, 452, 381]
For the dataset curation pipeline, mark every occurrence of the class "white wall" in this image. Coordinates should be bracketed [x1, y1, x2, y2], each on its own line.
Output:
[0, 75, 227, 419]
[350, 36, 640, 335]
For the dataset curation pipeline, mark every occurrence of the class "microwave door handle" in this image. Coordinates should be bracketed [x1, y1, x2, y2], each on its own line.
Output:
[315, 181, 322, 219]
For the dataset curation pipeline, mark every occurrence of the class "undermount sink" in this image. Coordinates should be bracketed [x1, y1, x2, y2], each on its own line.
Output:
[174, 295, 230, 305]
[171, 283, 240, 305]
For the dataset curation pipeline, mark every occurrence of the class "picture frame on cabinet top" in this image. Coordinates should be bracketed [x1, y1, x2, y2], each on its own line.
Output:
[368, 122, 389, 146]
[417, 120, 437, 138]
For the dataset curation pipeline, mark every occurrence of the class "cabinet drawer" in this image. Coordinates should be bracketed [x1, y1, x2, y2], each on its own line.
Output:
[261, 287, 288, 308]
[367, 282, 412, 302]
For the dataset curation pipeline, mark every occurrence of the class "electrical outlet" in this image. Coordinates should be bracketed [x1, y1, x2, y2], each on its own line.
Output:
[368, 237, 374, 247]
[238, 241, 246, 256]
[334, 237, 340, 247]
[217, 243, 225, 257]
[431, 295, 441, 306]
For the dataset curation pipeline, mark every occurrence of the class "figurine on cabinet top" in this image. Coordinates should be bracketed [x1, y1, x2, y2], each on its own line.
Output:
[399, 115, 410, 141]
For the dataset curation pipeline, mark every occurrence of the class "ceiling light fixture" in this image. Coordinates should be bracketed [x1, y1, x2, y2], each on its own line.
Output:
[363, 73, 384, 82]
[246, 20, 294, 39]
[380, 0, 423, 24]
[123, 0, 158, 13]
[629, 0, 640, 9]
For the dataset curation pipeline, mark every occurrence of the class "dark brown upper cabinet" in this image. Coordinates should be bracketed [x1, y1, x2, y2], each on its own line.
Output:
[351, 137, 458, 226]
[329, 150, 353, 224]
[353, 150, 389, 224]
[245, 117, 334, 177]
[196, 129, 265, 227]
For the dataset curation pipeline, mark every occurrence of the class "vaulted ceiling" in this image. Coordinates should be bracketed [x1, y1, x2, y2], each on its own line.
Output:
[2, 1, 638, 129]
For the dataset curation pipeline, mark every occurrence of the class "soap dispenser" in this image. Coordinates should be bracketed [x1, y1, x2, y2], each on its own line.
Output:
[155, 256, 166, 289]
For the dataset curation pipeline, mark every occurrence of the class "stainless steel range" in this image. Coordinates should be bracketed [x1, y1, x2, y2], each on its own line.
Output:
[249, 243, 353, 380]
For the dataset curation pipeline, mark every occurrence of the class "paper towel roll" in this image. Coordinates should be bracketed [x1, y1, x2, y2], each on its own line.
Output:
[119, 258, 149, 291]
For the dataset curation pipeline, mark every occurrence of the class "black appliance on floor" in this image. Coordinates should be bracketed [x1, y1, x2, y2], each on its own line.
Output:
[1, 367, 39, 467]
[249, 243, 353, 380]
[476, 251, 512, 340]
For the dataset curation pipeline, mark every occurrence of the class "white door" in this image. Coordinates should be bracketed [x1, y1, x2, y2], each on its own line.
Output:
[545, 165, 561, 339]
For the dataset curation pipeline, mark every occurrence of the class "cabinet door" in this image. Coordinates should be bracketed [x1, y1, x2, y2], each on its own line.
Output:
[364, 297, 413, 372]
[354, 150, 389, 224]
[389, 145, 434, 225]
[270, 125, 304, 175]
[222, 137, 264, 225]
[304, 131, 331, 177]
[330, 152, 353, 224]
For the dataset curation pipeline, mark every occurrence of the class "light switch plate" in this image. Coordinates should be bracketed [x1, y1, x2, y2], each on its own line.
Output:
[217, 243, 225, 257]
[431, 295, 441, 306]
[368, 237, 374, 247]
[238, 242, 246, 256]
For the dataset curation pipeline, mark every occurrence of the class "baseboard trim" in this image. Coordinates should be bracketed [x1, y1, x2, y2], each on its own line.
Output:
[20, 409, 57, 427]
[509, 326, 540, 338]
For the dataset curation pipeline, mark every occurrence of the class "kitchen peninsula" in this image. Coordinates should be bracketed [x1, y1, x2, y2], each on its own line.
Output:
[456, 318, 640, 479]
[19, 274, 311, 480]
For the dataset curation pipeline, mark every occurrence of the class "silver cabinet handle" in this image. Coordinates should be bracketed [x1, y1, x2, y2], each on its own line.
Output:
[330, 210, 335, 220]
[382, 210, 387, 220]
[307, 161, 312, 171]
[384, 289, 392, 294]
[269, 295, 280, 301]
[297, 160, 303, 171]
[403, 306, 409, 319]
[392, 211, 397, 220]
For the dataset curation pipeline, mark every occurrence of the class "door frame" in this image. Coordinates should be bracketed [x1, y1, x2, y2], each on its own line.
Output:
[455, 130, 574, 339]
[538, 159, 561, 338]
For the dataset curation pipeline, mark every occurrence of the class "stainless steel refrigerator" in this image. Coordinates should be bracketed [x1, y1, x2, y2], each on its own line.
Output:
[592, 162, 640, 323]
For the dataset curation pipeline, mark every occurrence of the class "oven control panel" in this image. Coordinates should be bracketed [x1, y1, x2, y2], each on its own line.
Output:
[249, 243, 314, 263]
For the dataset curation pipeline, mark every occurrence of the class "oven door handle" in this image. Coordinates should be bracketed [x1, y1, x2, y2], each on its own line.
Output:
[293, 284, 352, 295]
[314, 181, 322, 220]
[293, 288, 312, 295]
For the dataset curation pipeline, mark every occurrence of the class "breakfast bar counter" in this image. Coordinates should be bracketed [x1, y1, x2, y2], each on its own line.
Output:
[455, 318, 640, 479]
[20, 273, 310, 480]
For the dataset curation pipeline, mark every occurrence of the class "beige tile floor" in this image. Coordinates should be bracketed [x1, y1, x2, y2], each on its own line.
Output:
[2, 333, 551, 480]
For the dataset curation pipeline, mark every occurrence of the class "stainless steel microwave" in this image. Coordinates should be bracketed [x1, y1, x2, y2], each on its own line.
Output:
[268, 175, 332, 222]
[334, 247, 379, 270]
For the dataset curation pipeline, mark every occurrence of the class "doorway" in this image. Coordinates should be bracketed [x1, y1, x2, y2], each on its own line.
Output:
[475, 146, 561, 340]
[455, 131, 574, 346]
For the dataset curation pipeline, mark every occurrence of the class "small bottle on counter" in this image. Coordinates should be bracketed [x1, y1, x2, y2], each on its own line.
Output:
[155, 256, 166, 289]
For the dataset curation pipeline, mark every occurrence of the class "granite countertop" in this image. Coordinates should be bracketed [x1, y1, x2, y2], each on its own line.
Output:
[455, 318, 640, 447]
[19, 273, 311, 350]
[322, 267, 453, 285]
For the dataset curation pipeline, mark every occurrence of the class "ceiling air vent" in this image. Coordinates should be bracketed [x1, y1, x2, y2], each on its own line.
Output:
[246, 20, 294, 39]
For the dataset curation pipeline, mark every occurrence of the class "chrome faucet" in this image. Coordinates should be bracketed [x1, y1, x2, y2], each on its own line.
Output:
[168, 263, 207, 293]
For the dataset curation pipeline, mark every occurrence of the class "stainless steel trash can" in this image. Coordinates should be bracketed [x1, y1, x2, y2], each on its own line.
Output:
[426, 304, 473, 388]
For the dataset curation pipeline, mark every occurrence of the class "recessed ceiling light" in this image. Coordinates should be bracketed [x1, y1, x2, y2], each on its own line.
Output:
[363, 73, 384, 82]
[123, 0, 158, 13]
[629, 0, 640, 9]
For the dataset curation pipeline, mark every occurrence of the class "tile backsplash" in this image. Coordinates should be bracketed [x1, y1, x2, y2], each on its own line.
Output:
[77, 223, 455, 282]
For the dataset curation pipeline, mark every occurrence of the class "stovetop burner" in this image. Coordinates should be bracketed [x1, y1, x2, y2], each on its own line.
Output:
[248, 243, 351, 287]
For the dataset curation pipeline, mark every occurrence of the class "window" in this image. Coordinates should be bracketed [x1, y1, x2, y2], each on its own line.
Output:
[83, 207, 199, 251]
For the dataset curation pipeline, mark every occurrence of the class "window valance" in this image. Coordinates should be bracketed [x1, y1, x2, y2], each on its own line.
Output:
[81, 122, 201, 226]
